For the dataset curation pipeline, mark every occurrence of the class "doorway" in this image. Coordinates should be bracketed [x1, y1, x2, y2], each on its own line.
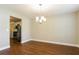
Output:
[10, 16, 21, 45]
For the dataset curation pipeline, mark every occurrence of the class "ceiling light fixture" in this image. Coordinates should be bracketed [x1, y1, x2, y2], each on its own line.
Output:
[35, 4, 46, 24]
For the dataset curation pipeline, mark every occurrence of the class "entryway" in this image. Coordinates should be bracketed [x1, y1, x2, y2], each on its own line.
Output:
[10, 16, 22, 45]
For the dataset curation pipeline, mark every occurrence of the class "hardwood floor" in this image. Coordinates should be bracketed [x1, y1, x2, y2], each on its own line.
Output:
[0, 39, 79, 55]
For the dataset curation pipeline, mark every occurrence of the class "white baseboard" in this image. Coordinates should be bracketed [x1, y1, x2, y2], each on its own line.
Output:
[21, 39, 32, 43]
[0, 45, 10, 51]
[0, 39, 79, 51]
[32, 39, 79, 48]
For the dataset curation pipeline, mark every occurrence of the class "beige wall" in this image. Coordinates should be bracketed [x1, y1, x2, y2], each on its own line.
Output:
[31, 13, 77, 44]
[76, 11, 79, 45]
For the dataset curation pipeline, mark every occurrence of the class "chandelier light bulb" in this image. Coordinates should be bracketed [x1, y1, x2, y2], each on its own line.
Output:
[36, 16, 39, 22]
[39, 18, 42, 23]
[41, 16, 44, 20]
[43, 17, 46, 22]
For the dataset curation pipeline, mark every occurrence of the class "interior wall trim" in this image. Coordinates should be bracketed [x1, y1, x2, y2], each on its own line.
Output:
[0, 45, 10, 51]
[32, 39, 79, 48]
[21, 39, 32, 43]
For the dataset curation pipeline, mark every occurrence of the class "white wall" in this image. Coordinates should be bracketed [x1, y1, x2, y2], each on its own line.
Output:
[0, 8, 31, 50]
[31, 13, 77, 44]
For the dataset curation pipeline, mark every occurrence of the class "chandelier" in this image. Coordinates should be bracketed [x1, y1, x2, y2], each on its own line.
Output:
[35, 4, 46, 23]
[36, 16, 46, 23]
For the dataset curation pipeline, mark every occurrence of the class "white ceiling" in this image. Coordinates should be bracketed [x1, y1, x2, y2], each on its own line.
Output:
[0, 4, 79, 17]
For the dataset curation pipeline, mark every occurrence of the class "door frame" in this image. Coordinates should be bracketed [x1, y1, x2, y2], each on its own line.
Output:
[10, 16, 22, 43]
